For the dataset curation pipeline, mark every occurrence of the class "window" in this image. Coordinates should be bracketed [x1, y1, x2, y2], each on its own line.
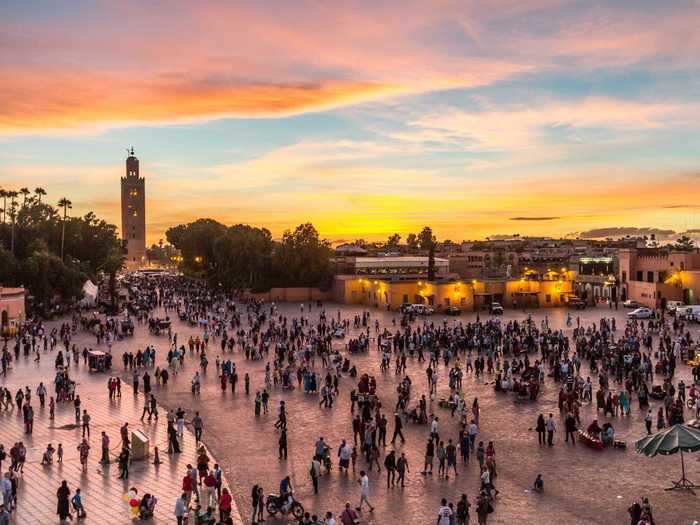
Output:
[132, 211, 138, 217]
[621, 271, 627, 283]
[636, 271, 643, 281]
[545, 294, 551, 303]
[403, 294, 408, 304]
[460, 297, 466, 306]
[129, 189, 139, 197]
[647, 271, 654, 283]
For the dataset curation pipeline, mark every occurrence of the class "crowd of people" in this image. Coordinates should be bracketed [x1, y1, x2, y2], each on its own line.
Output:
[0, 272, 698, 524]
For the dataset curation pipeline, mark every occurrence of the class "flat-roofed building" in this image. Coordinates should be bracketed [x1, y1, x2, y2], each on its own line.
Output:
[0, 286, 26, 336]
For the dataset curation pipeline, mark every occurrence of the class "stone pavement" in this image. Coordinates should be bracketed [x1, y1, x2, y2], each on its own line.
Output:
[0, 329, 243, 524]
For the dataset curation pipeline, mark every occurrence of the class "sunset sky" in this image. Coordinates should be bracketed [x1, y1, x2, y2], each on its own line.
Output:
[2, 1, 699, 244]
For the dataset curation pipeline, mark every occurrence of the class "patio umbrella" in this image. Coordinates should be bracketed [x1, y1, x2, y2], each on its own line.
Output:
[635, 423, 700, 490]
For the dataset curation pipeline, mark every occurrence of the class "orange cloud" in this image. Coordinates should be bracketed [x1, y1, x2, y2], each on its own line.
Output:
[0, 71, 403, 135]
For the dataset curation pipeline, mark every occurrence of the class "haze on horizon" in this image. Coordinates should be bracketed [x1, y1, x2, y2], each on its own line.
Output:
[1, 0, 699, 245]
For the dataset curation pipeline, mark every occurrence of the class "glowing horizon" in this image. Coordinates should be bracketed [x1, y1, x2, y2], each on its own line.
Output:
[1, 1, 699, 245]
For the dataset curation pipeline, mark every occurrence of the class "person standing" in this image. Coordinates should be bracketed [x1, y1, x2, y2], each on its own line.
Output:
[437, 498, 453, 525]
[82, 410, 91, 439]
[396, 452, 409, 488]
[278, 430, 288, 460]
[546, 414, 556, 447]
[384, 450, 396, 488]
[309, 456, 321, 494]
[456, 493, 471, 525]
[56, 480, 71, 522]
[645, 410, 653, 435]
[357, 471, 374, 513]
[174, 493, 187, 525]
[101, 432, 110, 464]
[564, 412, 577, 444]
[536, 414, 546, 446]
[77, 439, 90, 471]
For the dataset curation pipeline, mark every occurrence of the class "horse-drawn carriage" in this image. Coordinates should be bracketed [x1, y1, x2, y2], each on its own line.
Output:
[119, 319, 134, 336]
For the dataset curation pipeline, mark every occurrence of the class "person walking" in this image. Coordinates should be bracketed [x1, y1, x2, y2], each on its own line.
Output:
[192, 412, 203, 442]
[391, 412, 405, 444]
[356, 470, 374, 513]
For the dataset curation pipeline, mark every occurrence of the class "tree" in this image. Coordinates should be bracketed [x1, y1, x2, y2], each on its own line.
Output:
[166, 219, 227, 276]
[0, 189, 7, 223]
[7, 191, 18, 254]
[100, 247, 126, 314]
[417, 226, 437, 280]
[674, 235, 695, 251]
[211, 225, 273, 291]
[57, 197, 72, 260]
[386, 233, 401, 251]
[19, 187, 31, 207]
[418, 226, 436, 251]
[34, 187, 46, 202]
[406, 233, 418, 251]
[273, 223, 332, 288]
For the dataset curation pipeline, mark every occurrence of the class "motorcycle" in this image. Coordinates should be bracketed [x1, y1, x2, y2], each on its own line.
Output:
[266, 493, 304, 519]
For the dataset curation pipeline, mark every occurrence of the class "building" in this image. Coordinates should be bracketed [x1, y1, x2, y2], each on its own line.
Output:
[618, 248, 700, 307]
[120, 148, 146, 269]
[0, 287, 26, 336]
[344, 256, 451, 280]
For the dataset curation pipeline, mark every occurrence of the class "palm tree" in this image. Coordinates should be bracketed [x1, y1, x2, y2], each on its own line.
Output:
[58, 197, 72, 260]
[7, 191, 19, 254]
[34, 187, 46, 203]
[0, 189, 7, 223]
[19, 187, 31, 207]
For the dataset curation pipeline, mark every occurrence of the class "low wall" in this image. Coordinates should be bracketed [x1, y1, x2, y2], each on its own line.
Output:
[246, 287, 334, 303]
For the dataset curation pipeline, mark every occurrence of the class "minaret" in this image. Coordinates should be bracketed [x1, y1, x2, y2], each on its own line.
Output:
[120, 147, 146, 268]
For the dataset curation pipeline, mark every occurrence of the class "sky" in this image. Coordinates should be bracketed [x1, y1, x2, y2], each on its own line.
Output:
[1, 0, 699, 245]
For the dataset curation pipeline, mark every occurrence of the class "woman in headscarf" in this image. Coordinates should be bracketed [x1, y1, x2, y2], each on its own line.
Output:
[57, 480, 71, 521]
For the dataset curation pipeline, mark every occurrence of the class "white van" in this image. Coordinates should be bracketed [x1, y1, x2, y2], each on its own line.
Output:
[677, 305, 700, 322]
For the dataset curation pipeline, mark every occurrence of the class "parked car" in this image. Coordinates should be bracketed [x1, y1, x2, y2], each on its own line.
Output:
[568, 297, 586, 310]
[399, 303, 413, 314]
[628, 307, 654, 319]
[412, 304, 434, 315]
[622, 300, 641, 309]
[490, 302, 504, 315]
[444, 306, 461, 316]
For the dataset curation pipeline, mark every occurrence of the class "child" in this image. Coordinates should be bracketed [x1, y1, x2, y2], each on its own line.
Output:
[57, 443, 64, 463]
[533, 474, 544, 493]
[71, 488, 86, 518]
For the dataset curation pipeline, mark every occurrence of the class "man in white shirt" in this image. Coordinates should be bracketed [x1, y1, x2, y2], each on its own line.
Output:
[356, 471, 374, 512]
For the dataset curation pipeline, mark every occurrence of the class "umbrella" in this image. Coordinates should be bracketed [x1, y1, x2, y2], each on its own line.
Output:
[635, 423, 700, 490]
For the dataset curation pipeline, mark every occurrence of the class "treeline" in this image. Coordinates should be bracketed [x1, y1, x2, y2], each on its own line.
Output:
[166, 220, 333, 292]
[0, 187, 123, 311]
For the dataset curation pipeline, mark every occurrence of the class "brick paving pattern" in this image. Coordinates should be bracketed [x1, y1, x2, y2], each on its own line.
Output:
[0, 327, 243, 525]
